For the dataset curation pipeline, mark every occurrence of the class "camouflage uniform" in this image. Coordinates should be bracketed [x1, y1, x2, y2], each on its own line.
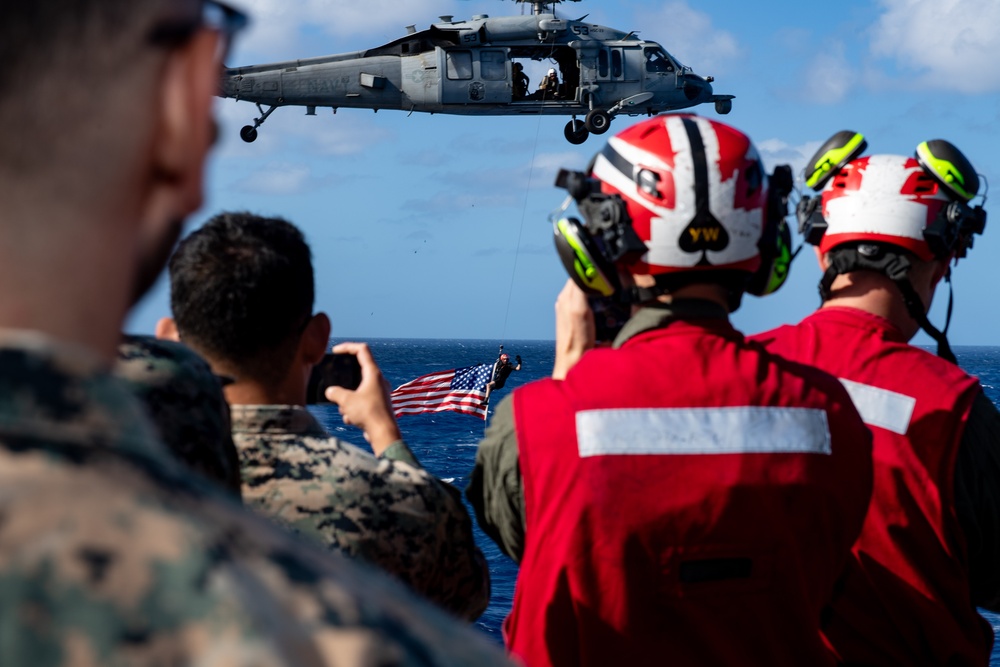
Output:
[232, 404, 491, 621]
[0, 331, 510, 667]
[114, 334, 242, 498]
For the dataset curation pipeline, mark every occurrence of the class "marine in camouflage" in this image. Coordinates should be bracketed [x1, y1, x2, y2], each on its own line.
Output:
[114, 334, 242, 498]
[0, 331, 511, 667]
[233, 404, 491, 621]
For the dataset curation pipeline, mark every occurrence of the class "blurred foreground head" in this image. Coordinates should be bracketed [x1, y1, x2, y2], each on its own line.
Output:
[0, 0, 245, 359]
[116, 335, 242, 498]
[166, 212, 330, 395]
[552, 113, 794, 311]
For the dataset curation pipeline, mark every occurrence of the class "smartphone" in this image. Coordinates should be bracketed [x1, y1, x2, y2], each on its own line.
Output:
[307, 353, 362, 403]
[589, 295, 631, 343]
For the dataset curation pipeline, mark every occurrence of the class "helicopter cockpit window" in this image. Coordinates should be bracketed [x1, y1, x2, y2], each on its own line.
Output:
[447, 51, 473, 80]
[644, 47, 674, 73]
[598, 50, 609, 78]
[612, 50, 623, 78]
[481, 50, 506, 81]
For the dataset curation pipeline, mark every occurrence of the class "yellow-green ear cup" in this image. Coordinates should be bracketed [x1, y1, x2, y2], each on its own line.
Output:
[553, 217, 620, 297]
[748, 217, 792, 296]
[748, 165, 794, 296]
[916, 139, 980, 202]
[804, 131, 867, 191]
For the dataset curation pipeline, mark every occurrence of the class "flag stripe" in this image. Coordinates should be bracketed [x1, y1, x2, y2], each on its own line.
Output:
[390, 363, 493, 420]
[393, 393, 485, 407]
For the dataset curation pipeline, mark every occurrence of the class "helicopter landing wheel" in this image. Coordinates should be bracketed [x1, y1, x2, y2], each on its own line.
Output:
[585, 109, 611, 135]
[240, 125, 259, 143]
[564, 119, 589, 145]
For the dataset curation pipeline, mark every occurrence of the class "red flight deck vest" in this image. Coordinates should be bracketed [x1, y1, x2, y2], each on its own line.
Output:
[509, 317, 873, 667]
[754, 306, 990, 666]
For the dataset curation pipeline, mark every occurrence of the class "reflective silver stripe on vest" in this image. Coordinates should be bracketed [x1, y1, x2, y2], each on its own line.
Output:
[576, 407, 832, 457]
[838, 378, 915, 436]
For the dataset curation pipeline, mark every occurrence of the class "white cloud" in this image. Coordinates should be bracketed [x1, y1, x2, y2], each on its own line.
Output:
[800, 42, 853, 105]
[526, 151, 588, 189]
[531, 151, 587, 173]
[757, 139, 824, 185]
[634, 1, 741, 75]
[870, 0, 1000, 92]
[308, 115, 394, 156]
[234, 163, 313, 195]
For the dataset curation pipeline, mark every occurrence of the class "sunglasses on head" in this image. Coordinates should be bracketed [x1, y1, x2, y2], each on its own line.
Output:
[149, 0, 249, 63]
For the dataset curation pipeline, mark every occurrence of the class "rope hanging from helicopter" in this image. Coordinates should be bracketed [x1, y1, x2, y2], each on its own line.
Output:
[497, 37, 565, 347]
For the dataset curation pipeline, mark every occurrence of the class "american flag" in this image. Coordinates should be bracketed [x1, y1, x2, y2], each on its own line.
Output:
[391, 363, 494, 420]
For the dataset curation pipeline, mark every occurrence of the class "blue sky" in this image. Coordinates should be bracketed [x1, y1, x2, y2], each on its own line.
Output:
[127, 0, 1000, 346]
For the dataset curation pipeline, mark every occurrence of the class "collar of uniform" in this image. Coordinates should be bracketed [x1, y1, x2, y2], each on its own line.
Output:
[813, 305, 908, 343]
[0, 329, 165, 460]
[612, 299, 730, 349]
[230, 404, 329, 437]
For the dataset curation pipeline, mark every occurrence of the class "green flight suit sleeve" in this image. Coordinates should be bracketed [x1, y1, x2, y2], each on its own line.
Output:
[379, 439, 421, 468]
[466, 394, 527, 564]
[954, 390, 1000, 611]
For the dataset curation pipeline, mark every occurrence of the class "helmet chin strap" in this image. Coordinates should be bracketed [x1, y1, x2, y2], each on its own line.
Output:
[892, 270, 957, 365]
[820, 247, 957, 364]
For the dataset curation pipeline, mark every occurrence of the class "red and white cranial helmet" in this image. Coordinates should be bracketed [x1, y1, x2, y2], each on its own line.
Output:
[819, 155, 952, 261]
[590, 114, 769, 278]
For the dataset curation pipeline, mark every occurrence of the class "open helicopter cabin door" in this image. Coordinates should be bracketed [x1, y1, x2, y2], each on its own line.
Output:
[440, 48, 513, 104]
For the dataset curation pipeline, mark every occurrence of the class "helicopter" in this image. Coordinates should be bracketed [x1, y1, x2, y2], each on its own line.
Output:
[220, 0, 734, 145]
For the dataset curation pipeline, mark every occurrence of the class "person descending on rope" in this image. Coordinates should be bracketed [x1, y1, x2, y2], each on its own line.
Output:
[485, 346, 521, 402]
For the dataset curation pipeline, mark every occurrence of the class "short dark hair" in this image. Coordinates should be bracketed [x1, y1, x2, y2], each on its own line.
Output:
[169, 212, 316, 385]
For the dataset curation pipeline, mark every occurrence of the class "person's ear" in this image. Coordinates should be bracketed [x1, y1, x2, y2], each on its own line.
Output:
[815, 246, 829, 271]
[300, 313, 332, 365]
[146, 30, 223, 221]
[155, 316, 180, 342]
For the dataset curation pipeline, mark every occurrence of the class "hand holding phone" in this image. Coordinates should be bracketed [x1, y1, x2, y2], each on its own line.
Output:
[589, 295, 631, 344]
[323, 343, 402, 456]
[307, 353, 362, 404]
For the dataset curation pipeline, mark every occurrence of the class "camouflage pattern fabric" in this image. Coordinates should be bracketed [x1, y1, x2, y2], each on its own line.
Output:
[114, 334, 242, 498]
[232, 405, 491, 621]
[0, 332, 511, 667]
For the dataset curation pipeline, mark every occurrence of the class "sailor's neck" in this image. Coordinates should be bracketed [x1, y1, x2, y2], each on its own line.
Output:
[822, 273, 919, 341]
[224, 377, 308, 407]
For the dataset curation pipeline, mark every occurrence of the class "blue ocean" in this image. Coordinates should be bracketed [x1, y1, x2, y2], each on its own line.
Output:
[310, 339, 1000, 661]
